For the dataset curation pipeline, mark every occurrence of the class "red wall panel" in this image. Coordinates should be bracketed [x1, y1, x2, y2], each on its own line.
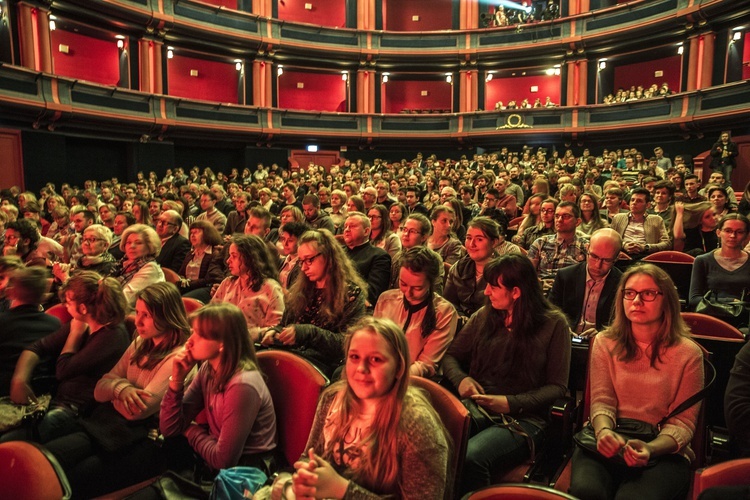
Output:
[744, 36, 750, 80]
[278, 0, 346, 28]
[198, 0, 238, 8]
[613, 55, 682, 93]
[278, 70, 347, 112]
[384, 0, 452, 31]
[50, 30, 120, 86]
[167, 55, 239, 103]
[485, 74, 561, 109]
[384, 80, 452, 113]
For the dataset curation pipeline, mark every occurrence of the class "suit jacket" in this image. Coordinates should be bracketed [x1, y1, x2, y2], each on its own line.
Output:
[346, 241, 391, 306]
[178, 247, 226, 290]
[548, 261, 622, 331]
[610, 213, 671, 252]
[156, 234, 191, 273]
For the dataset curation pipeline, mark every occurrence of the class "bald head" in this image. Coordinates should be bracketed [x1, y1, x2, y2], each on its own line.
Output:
[587, 228, 622, 280]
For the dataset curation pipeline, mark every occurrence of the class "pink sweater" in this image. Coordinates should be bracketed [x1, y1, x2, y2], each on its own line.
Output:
[590, 335, 704, 462]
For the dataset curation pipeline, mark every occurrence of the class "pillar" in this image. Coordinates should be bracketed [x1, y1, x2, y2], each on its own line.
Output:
[686, 34, 700, 91]
[357, 70, 375, 114]
[138, 39, 163, 94]
[459, 69, 478, 113]
[357, 0, 376, 30]
[699, 32, 715, 89]
[16, 2, 51, 72]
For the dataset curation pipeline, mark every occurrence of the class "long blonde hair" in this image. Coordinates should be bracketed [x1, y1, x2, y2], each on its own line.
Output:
[322, 317, 444, 494]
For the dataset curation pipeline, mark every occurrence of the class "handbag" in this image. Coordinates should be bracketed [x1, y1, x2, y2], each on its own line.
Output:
[461, 397, 536, 461]
[80, 403, 157, 453]
[695, 290, 749, 328]
[0, 394, 51, 432]
[574, 357, 715, 466]
[210, 467, 267, 500]
[124, 471, 209, 500]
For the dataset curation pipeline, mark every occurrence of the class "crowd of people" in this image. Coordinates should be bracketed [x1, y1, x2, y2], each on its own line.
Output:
[0, 130, 748, 498]
[602, 82, 674, 104]
[494, 96, 558, 110]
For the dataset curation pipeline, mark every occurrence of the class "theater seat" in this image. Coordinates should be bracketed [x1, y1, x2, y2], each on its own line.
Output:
[0, 441, 71, 499]
[467, 483, 578, 499]
[182, 297, 204, 314]
[691, 458, 750, 500]
[256, 350, 329, 466]
[45, 303, 72, 324]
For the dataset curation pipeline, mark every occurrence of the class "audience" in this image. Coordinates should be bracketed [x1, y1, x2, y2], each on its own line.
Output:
[111, 224, 165, 305]
[176, 220, 226, 302]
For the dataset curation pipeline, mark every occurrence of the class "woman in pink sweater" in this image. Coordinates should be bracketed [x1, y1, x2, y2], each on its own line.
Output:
[570, 264, 704, 500]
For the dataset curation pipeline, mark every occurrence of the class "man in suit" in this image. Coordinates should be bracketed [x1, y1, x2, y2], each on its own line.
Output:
[155, 210, 191, 274]
[549, 228, 623, 338]
[342, 212, 391, 309]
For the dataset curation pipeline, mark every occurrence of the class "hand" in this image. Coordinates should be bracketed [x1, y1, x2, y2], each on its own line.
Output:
[292, 452, 319, 500]
[471, 394, 510, 414]
[119, 386, 152, 416]
[10, 378, 37, 405]
[270, 472, 294, 500]
[171, 349, 196, 389]
[302, 450, 350, 499]
[674, 201, 684, 214]
[457, 377, 485, 398]
[62, 318, 89, 354]
[209, 283, 220, 298]
[596, 428, 627, 458]
[623, 439, 652, 467]
[579, 327, 599, 339]
[260, 329, 277, 346]
[277, 326, 297, 346]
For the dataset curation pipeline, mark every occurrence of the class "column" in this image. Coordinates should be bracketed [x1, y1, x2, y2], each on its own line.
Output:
[686, 34, 700, 91]
[459, 0, 479, 30]
[36, 6, 53, 73]
[357, 70, 375, 114]
[16, 2, 52, 72]
[357, 0, 376, 30]
[253, 60, 273, 108]
[459, 69, 478, 113]
[252, 0, 273, 17]
[699, 32, 715, 89]
[138, 39, 163, 94]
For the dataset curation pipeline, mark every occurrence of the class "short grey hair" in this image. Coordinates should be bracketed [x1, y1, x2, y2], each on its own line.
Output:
[120, 224, 161, 257]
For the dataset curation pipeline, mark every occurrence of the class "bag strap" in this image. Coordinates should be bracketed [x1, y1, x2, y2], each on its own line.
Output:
[656, 356, 716, 429]
[473, 402, 536, 461]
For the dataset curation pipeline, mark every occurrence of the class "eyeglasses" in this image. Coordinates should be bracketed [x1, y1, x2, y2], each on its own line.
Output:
[368, 215, 382, 219]
[722, 228, 747, 237]
[540, 208, 555, 214]
[554, 213, 575, 221]
[588, 252, 616, 265]
[156, 220, 178, 227]
[399, 228, 423, 236]
[623, 289, 663, 302]
[484, 198, 497, 203]
[82, 237, 104, 244]
[299, 253, 322, 267]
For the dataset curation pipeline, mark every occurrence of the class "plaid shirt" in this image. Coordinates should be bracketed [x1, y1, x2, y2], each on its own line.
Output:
[527, 233, 589, 279]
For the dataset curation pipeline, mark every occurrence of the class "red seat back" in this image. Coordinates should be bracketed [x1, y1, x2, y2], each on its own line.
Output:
[45, 303, 72, 324]
[0, 441, 71, 499]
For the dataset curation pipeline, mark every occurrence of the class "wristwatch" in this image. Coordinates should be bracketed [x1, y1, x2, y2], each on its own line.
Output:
[645, 244, 651, 252]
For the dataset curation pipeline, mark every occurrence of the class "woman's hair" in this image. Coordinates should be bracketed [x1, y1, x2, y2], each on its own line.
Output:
[430, 205, 456, 235]
[442, 197, 464, 233]
[578, 193, 607, 231]
[399, 247, 441, 338]
[605, 264, 690, 366]
[115, 210, 136, 226]
[707, 187, 729, 206]
[324, 317, 412, 492]
[467, 216, 500, 241]
[285, 229, 367, 325]
[368, 204, 393, 245]
[348, 195, 365, 213]
[133, 200, 152, 226]
[405, 213, 432, 236]
[133, 283, 190, 370]
[60, 271, 128, 326]
[717, 213, 750, 231]
[279, 205, 304, 223]
[189, 220, 223, 246]
[331, 189, 348, 206]
[230, 234, 279, 292]
[390, 202, 407, 230]
[190, 302, 259, 392]
[84, 224, 113, 246]
[480, 255, 562, 380]
[519, 193, 547, 233]
[120, 224, 161, 258]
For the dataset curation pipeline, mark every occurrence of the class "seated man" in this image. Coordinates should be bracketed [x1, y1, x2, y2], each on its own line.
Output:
[342, 212, 391, 308]
[0, 266, 61, 396]
[548, 228, 623, 337]
[609, 187, 671, 258]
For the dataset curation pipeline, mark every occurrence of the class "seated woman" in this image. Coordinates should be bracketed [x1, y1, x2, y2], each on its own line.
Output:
[511, 193, 544, 246]
[443, 217, 501, 321]
[52, 224, 116, 283]
[212, 234, 284, 342]
[5, 271, 130, 443]
[708, 186, 734, 219]
[374, 247, 458, 378]
[272, 317, 449, 500]
[44, 282, 191, 498]
[176, 220, 225, 303]
[689, 214, 750, 320]
[368, 204, 401, 259]
[443, 197, 467, 243]
[672, 201, 719, 256]
[132, 200, 153, 227]
[110, 211, 135, 261]
[428, 205, 466, 266]
[278, 221, 309, 292]
[261, 229, 366, 377]
[389, 202, 407, 233]
[578, 193, 609, 236]
[111, 224, 165, 305]
[326, 189, 348, 232]
[161, 302, 277, 472]
[520, 198, 558, 249]
[570, 264, 704, 500]
[442, 254, 570, 495]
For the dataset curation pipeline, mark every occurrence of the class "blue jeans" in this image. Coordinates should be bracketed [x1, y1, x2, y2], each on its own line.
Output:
[460, 418, 545, 496]
[0, 405, 80, 443]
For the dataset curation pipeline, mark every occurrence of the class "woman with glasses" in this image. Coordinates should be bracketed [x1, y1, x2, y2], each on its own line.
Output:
[578, 193, 609, 236]
[52, 224, 116, 284]
[443, 254, 570, 495]
[261, 229, 366, 377]
[689, 214, 750, 319]
[570, 264, 704, 500]
[212, 234, 284, 342]
[368, 204, 401, 259]
[389, 214, 445, 294]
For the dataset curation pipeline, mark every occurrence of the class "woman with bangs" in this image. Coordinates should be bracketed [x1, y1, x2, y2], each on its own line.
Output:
[261, 229, 366, 377]
[272, 317, 449, 500]
[161, 302, 277, 472]
[44, 282, 191, 497]
[578, 192, 609, 236]
[443, 254, 571, 495]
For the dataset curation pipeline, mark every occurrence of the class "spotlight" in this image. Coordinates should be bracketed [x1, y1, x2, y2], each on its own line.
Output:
[733, 31, 742, 41]
[277, 66, 283, 76]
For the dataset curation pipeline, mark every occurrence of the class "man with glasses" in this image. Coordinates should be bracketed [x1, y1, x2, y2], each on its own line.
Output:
[155, 210, 190, 273]
[342, 212, 391, 309]
[549, 228, 623, 338]
[478, 188, 510, 227]
[610, 187, 671, 258]
[528, 201, 589, 287]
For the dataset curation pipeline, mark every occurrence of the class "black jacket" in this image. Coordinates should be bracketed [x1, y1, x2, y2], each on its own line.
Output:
[346, 241, 391, 306]
[156, 234, 191, 274]
[548, 261, 622, 331]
